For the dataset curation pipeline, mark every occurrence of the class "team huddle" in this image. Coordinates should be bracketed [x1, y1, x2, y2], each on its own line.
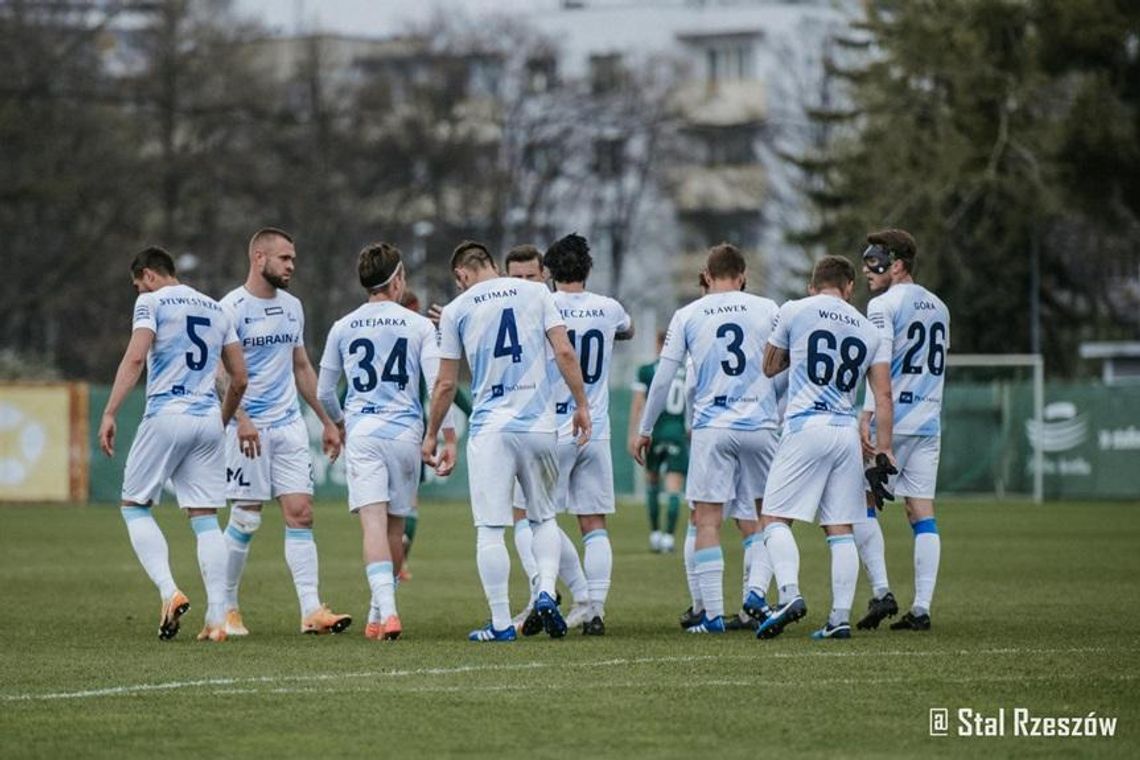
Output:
[99, 226, 948, 643]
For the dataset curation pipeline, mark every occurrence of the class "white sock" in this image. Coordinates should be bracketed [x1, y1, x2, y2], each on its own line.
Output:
[683, 524, 701, 610]
[912, 518, 941, 615]
[741, 533, 758, 606]
[582, 529, 612, 615]
[556, 525, 589, 604]
[476, 526, 511, 630]
[763, 522, 800, 603]
[121, 507, 178, 600]
[223, 504, 261, 609]
[692, 545, 725, 619]
[366, 561, 396, 619]
[746, 533, 773, 602]
[512, 518, 539, 599]
[827, 534, 858, 626]
[528, 518, 561, 599]
[284, 527, 321, 617]
[854, 510, 890, 598]
[190, 514, 227, 625]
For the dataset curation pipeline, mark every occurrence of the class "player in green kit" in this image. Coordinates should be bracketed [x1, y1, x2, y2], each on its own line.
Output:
[628, 330, 689, 553]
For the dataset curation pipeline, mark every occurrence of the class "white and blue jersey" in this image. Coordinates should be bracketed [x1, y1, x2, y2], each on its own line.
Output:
[220, 287, 304, 428]
[660, 291, 781, 431]
[132, 284, 236, 419]
[320, 301, 440, 443]
[551, 290, 631, 441]
[770, 294, 887, 433]
[438, 278, 564, 436]
[863, 283, 951, 437]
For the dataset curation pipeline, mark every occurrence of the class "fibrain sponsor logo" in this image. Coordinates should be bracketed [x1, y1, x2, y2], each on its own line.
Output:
[929, 707, 1118, 739]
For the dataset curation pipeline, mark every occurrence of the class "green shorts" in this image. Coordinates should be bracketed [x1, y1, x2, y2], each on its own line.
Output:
[646, 437, 689, 475]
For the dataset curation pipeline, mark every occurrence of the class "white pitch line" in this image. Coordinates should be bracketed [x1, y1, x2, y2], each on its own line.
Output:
[3, 647, 1134, 703]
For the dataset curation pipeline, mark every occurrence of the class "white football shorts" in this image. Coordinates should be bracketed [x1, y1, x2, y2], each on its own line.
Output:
[687, 427, 780, 507]
[345, 434, 419, 516]
[554, 438, 615, 515]
[225, 416, 313, 502]
[468, 431, 558, 527]
[762, 424, 868, 526]
[122, 414, 226, 509]
[881, 434, 941, 500]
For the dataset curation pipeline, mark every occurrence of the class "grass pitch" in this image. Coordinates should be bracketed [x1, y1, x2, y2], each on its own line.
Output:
[1, 498, 1137, 758]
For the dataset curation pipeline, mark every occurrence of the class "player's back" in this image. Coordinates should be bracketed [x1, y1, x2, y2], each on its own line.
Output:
[664, 291, 780, 430]
[327, 300, 436, 442]
[869, 283, 950, 436]
[777, 293, 882, 433]
[135, 283, 232, 418]
[551, 289, 630, 440]
[439, 277, 560, 435]
[221, 286, 303, 428]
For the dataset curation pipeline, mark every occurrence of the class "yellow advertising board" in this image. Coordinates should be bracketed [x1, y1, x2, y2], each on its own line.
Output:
[0, 384, 88, 502]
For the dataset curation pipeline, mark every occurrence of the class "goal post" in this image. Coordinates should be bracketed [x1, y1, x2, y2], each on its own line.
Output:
[945, 353, 1044, 504]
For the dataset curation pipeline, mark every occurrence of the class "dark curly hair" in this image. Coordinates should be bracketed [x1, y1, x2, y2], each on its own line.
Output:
[544, 233, 593, 284]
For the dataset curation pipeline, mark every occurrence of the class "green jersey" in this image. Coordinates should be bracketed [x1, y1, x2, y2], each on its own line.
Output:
[633, 360, 687, 441]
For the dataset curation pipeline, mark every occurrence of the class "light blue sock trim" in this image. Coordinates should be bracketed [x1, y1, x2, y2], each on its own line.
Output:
[686, 524, 697, 538]
[742, 533, 761, 549]
[285, 527, 314, 541]
[190, 515, 219, 535]
[514, 519, 529, 530]
[866, 507, 877, 519]
[121, 506, 151, 523]
[225, 525, 254, 545]
[583, 529, 608, 544]
[826, 535, 856, 545]
[912, 518, 938, 536]
[366, 561, 393, 578]
[692, 546, 724, 565]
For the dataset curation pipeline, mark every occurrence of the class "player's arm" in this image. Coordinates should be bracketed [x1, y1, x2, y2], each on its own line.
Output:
[762, 344, 789, 377]
[219, 342, 248, 428]
[98, 328, 154, 457]
[634, 355, 682, 465]
[420, 336, 457, 476]
[423, 357, 460, 466]
[615, 310, 635, 342]
[867, 362, 893, 461]
[547, 324, 592, 445]
[294, 345, 341, 460]
[627, 381, 647, 458]
[215, 362, 260, 458]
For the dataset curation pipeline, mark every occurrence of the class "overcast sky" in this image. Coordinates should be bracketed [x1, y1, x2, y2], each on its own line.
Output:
[235, 0, 558, 36]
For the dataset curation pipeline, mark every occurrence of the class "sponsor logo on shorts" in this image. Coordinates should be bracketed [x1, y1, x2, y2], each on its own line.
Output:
[226, 467, 251, 487]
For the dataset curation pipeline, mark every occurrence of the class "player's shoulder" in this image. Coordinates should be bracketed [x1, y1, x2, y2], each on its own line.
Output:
[219, 286, 244, 307]
[277, 288, 304, 311]
[742, 292, 780, 315]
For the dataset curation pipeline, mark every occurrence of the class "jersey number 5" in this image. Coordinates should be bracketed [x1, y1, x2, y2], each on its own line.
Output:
[185, 316, 211, 370]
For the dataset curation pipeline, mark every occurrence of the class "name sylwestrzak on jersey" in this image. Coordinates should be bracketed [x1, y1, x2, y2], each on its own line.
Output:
[929, 707, 1119, 738]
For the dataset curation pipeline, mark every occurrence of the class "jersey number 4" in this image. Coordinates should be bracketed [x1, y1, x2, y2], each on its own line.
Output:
[349, 337, 409, 392]
[494, 308, 523, 363]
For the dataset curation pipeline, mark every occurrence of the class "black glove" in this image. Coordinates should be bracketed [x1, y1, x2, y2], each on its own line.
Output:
[864, 452, 898, 510]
